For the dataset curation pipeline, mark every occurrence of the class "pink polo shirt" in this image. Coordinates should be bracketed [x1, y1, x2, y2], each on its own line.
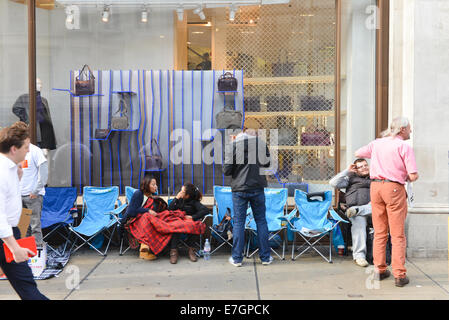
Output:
[355, 136, 418, 185]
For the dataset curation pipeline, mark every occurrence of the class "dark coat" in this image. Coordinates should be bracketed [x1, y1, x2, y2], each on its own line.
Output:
[345, 174, 371, 207]
[222, 134, 271, 192]
[12, 93, 57, 150]
[168, 198, 210, 221]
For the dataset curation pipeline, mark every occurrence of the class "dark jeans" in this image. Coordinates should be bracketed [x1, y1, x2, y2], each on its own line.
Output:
[169, 234, 198, 249]
[0, 227, 49, 300]
[231, 189, 270, 263]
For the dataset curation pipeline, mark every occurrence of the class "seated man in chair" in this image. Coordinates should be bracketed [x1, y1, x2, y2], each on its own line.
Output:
[330, 159, 372, 267]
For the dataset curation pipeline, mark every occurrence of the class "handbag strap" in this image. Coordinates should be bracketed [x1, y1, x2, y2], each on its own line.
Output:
[80, 64, 95, 79]
[220, 72, 234, 79]
[150, 138, 162, 157]
[113, 99, 129, 118]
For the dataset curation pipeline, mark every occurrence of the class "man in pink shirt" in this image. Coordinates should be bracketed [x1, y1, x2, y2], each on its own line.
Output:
[355, 117, 418, 287]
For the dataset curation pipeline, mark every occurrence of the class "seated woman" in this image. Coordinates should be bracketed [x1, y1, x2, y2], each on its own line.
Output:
[167, 183, 210, 263]
[120, 176, 206, 262]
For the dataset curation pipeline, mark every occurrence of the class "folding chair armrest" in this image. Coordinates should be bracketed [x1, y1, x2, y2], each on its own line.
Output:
[279, 208, 297, 222]
[108, 203, 128, 217]
[328, 208, 349, 223]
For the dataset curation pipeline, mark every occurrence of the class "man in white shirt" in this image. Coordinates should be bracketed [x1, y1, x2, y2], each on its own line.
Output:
[20, 143, 48, 247]
[0, 122, 48, 300]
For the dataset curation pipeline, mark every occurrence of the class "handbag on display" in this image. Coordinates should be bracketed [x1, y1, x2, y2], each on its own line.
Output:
[300, 127, 331, 146]
[111, 99, 129, 130]
[217, 72, 238, 92]
[266, 95, 292, 112]
[75, 64, 95, 96]
[244, 96, 261, 112]
[94, 129, 110, 139]
[272, 49, 296, 77]
[145, 139, 163, 171]
[299, 95, 333, 111]
[216, 106, 243, 129]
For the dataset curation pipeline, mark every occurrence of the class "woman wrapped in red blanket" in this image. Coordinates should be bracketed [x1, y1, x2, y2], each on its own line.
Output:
[119, 176, 206, 263]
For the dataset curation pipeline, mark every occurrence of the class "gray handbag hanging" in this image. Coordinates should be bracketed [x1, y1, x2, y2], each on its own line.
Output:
[111, 99, 129, 130]
[216, 106, 243, 129]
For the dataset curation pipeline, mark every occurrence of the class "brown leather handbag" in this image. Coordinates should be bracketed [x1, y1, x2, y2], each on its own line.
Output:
[75, 65, 95, 96]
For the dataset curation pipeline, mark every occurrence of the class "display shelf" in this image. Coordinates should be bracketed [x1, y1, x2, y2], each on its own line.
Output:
[245, 111, 334, 118]
[52, 88, 104, 97]
[244, 75, 334, 85]
[243, 75, 346, 85]
[112, 91, 137, 95]
[143, 168, 167, 172]
[269, 145, 333, 151]
[217, 90, 238, 93]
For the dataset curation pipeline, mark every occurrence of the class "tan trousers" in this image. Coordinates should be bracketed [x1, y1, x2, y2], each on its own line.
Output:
[370, 181, 408, 279]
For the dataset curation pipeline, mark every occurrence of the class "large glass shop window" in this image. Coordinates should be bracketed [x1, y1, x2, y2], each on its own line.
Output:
[4, 0, 352, 196]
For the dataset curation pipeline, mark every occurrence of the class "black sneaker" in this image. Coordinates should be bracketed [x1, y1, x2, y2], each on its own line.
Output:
[374, 269, 391, 281]
[395, 276, 410, 287]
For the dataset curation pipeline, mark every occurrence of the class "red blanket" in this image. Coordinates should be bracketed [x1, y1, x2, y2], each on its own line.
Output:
[126, 209, 206, 255]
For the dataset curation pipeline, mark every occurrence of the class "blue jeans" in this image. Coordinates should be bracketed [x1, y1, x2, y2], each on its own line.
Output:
[231, 190, 270, 263]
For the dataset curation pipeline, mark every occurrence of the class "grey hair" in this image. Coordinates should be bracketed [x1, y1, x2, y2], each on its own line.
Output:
[380, 117, 409, 137]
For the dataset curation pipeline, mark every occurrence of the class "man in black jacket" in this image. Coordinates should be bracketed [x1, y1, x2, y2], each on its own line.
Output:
[330, 159, 372, 267]
[223, 128, 272, 267]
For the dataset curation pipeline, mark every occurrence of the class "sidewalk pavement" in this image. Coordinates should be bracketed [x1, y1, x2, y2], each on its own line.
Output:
[0, 248, 448, 300]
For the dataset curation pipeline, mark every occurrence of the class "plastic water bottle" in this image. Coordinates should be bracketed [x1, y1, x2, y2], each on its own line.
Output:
[203, 239, 211, 261]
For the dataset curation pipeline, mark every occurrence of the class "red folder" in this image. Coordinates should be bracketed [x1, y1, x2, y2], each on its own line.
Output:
[3, 236, 37, 263]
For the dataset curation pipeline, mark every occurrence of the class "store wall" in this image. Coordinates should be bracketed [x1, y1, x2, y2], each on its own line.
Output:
[389, 0, 449, 257]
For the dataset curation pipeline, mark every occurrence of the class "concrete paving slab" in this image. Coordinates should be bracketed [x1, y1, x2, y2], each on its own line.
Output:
[1, 248, 448, 300]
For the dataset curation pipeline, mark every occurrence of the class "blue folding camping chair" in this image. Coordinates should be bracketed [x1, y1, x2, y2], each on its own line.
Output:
[245, 187, 288, 260]
[69, 186, 126, 256]
[41, 187, 78, 256]
[284, 190, 348, 263]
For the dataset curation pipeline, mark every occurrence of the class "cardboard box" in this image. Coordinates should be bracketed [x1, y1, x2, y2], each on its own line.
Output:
[18, 208, 32, 239]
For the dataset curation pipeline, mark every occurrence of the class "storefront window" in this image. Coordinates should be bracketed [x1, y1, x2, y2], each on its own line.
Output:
[2, 0, 354, 196]
[340, 0, 377, 169]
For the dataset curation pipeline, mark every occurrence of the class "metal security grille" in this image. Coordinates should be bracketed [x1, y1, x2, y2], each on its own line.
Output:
[215, 0, 336, 189]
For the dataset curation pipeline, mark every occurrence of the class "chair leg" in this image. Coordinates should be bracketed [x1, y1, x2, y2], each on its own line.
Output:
[291, 231, 296, 260]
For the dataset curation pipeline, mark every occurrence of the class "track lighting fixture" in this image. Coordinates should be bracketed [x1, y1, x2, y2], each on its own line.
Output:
[102, 6, 110, 23]
[193, 6, 206, 20]
[176, 7, 184, 21]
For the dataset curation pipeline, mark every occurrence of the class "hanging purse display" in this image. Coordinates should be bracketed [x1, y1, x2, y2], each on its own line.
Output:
[300, 128, 331, 146]
[216, 106, 243, 129]
[278, 126, 298, 146]
[217, 72, 238, 92]
[75, 65, 95, 96]
[111, 99, 130, 130]
[145, 139, 163, 171]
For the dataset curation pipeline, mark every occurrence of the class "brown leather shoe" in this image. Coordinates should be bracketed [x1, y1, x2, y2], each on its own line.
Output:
[170, 249, 178, 264]
[373, 269, 391, 281]
[395, 276, 410, 287]
[188, 247, 198, 262]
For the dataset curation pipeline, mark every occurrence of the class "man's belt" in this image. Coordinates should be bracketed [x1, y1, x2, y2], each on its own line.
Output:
[372, 179, 400, 184]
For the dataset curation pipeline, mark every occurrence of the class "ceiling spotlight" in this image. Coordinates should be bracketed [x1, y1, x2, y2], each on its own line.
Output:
[65, 6, 74, 24]
[102, 6, 110, 23]
[193, 6, 206, 20]
[176, 7, 184, 21]
[229, 4, 238, 21]
[141, 8, 148, 23]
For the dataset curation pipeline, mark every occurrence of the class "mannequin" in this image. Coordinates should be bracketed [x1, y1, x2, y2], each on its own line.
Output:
[12, 78, 57, 151]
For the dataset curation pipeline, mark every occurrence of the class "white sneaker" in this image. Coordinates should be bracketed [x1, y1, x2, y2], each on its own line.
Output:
[261, 256, 274, 265]
[228, 257, 242, 267]
[354, 258, 369, 267]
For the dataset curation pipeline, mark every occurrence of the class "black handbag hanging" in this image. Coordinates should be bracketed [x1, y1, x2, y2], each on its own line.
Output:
[145, 139, 163, 171]
[217, 72, 238, 92]
[75, 65, 95, 96]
